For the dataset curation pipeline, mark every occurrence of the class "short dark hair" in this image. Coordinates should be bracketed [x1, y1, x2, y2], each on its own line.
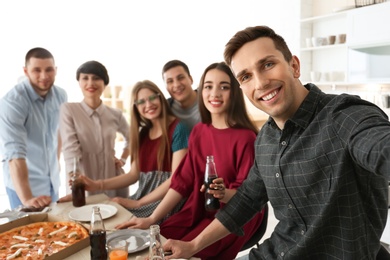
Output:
[224, 25, 292, 66]
[76, 60, 110, 85]
[25, 47, 54, 66]
[162, 60, 191, 78]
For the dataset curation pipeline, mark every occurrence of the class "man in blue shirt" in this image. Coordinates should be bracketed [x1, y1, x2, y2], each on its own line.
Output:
[0, 47, 67, 209]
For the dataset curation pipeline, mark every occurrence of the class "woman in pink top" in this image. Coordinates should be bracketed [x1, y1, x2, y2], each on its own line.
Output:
[116, 62, 266, 259]
[60, 61, 130, 198]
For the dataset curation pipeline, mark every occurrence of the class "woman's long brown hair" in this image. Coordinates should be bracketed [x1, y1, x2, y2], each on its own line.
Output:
[198, 62, 258, 135]
[129, 80, 175, 171]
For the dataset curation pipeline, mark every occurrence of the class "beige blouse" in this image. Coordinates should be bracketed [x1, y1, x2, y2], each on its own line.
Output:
[60, 101, 130, 198]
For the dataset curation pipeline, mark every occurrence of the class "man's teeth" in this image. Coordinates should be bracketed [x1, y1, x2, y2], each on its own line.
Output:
[262, 90, 277, 101]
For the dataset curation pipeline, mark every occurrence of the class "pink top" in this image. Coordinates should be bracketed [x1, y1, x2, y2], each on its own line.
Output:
[60, 101, 130, 197]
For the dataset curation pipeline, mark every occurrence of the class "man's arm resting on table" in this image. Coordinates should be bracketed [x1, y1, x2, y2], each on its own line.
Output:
[9, 158, 51, 207]
[163, 218, 230, 259]
[9, 158, 33, 204]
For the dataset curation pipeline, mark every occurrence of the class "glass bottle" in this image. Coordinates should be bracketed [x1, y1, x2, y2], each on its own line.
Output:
[149, 225, 165, 260]
[90, 206, 107, 260]
[70, 157, 86, 207]
[204, 155, 220, 211]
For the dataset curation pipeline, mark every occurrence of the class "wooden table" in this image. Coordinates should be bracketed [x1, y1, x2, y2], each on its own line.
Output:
[50, 193, 198, 260]
[49, 193, 145, 259]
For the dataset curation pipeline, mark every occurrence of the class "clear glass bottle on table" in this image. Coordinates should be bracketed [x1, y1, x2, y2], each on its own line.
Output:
[149, 224, 165, 260]
[90, 206, 107, 260]
[204, 155, 220, 211]
[69, 157, 86, 207]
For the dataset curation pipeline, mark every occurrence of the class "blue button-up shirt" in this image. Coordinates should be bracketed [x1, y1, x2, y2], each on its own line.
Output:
[217, 84, 390, 259]
[0, 79, 67, 198]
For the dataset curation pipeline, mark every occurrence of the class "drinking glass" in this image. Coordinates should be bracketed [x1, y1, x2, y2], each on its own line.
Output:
[108, 238, 129, 260]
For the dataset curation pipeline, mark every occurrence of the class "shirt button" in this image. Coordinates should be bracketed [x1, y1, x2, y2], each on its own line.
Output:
[281, 141, 287, 146]
[288, 204, 293, 209]
[301, 230, 305, 235]
[275, 173, 280, 178]
[281, 252, 285, 257]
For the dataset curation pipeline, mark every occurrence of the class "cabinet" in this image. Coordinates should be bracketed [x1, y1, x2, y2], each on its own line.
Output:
[102, 85, 130, 141]
[299, 0, 390, 87]
[102, 85, 128, 115]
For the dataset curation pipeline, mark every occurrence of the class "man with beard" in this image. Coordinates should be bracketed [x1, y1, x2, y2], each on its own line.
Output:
[0, 47, 67, 209]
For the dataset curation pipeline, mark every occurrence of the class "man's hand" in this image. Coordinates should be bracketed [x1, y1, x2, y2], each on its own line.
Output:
[57, 193, 72, 203]
[163, 239, 197, 260]
[24, 195, 52, 208]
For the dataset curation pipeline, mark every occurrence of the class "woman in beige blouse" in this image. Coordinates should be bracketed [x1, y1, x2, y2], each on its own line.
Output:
[59, 60, 130, 198]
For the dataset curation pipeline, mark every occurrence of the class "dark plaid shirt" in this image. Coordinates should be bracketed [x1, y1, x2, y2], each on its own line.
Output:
[217, 84, 390, 260]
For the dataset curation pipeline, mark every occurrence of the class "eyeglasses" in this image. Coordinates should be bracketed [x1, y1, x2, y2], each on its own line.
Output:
[134, 93, 160, 106]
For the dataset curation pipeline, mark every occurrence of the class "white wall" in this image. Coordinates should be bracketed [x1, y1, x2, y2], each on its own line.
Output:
[0, 0, 299, 104]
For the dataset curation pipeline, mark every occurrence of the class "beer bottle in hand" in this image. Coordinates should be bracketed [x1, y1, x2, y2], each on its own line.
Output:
[70, 157, 86, 207]
[90, 206, 107, 260]
[204, 155, 220, 211]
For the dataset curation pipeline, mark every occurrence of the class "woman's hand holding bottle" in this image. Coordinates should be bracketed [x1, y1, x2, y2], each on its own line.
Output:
[200, 177, 226, 200]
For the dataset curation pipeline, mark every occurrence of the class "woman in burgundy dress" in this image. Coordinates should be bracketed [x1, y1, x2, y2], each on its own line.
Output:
[117, 62, 266, 259]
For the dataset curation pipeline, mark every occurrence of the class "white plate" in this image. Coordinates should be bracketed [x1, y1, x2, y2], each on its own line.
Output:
[68, 204, 118, 222]
[107, 229, 150, 254]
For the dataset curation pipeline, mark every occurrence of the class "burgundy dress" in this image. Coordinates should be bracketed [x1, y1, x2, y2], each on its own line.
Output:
[161, 123, 265, 260]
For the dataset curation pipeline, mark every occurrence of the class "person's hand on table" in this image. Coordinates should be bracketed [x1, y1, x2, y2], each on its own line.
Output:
[110, 197, 140, 209]
[115, 216, 153, 230]
[57, 193, 72, 203]
[163, 239, 197, 260]
[24, 195, 52, 208]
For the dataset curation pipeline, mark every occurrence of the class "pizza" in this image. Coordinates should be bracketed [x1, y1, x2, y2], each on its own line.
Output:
[0, 221, 89, 260]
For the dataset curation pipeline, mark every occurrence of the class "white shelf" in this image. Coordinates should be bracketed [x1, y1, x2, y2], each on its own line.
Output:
[300, 10, 348, 23]
[301, 44, 347, 51]
[299, 0, 390, 87]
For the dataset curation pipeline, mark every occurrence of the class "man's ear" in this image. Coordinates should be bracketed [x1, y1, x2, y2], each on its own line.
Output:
[291, 55, 301, 78]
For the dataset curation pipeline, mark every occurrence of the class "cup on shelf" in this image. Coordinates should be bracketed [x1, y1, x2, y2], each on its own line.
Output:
[320, 72, 330, 82]
[311, 36, 327, 47]
[310, 71, 321, 82]
[328, 35, 336, 45]
[337, 34, 347, 44]
[381, 95, 390, 108]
